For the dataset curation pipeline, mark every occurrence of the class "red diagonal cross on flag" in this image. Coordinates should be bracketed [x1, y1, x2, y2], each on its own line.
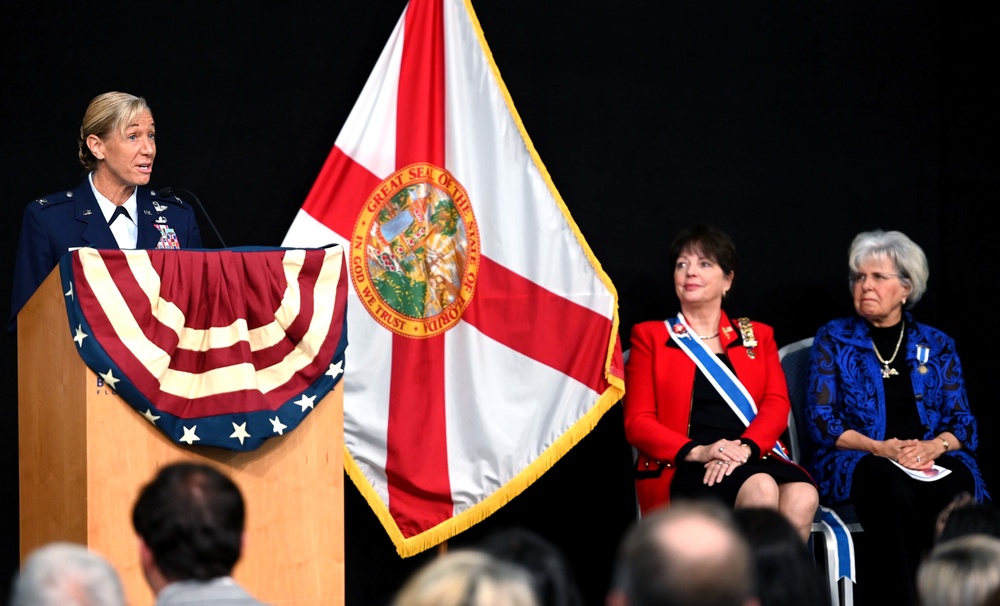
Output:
[283, 0, 623, 556]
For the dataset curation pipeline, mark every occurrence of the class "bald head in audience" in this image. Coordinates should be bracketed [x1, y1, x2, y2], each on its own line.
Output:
[607, 499, 759, 606]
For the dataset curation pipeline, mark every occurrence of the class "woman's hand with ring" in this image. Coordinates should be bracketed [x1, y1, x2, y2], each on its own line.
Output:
[703, 458, 735, 486]
[711, 439, 746, 463]
[688, 439, 746, 464]
[898, 440, 935, 470]
[878, 437, 917, 461]
[690, 438, 746, 485]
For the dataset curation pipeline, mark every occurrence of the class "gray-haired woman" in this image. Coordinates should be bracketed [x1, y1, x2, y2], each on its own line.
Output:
[805, 229, 989, 604]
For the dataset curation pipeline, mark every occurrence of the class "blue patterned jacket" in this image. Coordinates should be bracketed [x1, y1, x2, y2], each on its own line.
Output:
[804, 313, 988, 504]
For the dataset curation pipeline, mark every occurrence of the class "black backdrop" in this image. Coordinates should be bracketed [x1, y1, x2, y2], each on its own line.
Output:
[2, 1, 997, 604]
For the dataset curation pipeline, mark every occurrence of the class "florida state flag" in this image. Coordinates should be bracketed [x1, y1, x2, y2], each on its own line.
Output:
[282, 0, 624, 556]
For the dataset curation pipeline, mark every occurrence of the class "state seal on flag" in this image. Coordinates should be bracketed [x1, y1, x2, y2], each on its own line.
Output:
[351, 163, 480, 338]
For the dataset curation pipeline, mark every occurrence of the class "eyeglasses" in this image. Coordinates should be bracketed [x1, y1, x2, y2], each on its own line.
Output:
[849, 272, 900, 286]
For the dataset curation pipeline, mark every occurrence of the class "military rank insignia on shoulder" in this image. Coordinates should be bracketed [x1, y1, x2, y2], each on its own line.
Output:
[36, 190, 76, 207]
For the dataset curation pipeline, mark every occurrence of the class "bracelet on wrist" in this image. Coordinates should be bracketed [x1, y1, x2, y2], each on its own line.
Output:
[939, 436, 950, 453]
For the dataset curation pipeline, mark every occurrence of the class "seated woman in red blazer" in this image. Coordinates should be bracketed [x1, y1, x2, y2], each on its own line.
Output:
[623, 223, 818, 541]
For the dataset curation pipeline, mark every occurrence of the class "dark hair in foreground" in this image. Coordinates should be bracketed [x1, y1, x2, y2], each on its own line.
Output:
[733, 507, 829, 606]
[609, 499, 755, 606]
[478, 527, 584, 606]
[938, 501, 1000, 544]
[132, 462, 245, 582]
[669, 224, 738, 279]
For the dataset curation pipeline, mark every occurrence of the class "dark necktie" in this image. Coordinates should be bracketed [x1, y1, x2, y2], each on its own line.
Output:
[109, 206, 132, 225]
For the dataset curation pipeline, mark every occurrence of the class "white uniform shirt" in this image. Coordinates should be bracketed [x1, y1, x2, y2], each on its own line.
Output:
[89, 171, 138, 249]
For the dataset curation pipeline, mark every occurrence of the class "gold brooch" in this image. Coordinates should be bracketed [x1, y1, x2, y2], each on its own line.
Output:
[737, 318, 757, 359]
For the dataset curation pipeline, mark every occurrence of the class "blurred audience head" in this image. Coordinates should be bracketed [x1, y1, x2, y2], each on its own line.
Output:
[918, 534, 1000, 606]
[936, 494, 1000, 545]
[392, 549, 539, 606]
[607, 499, 758, 606]
[132, 462, 245, 592]
[478, 527, 583, 606]
[10, 542, 125, 606]
[733, 507, 829, 606]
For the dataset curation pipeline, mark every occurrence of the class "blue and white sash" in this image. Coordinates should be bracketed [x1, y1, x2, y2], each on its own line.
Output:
[666, 314, 789, 460]
[815, 506, 857, 582]
[666, 313, 855, 582]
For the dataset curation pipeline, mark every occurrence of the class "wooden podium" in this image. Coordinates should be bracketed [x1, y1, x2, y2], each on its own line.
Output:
[17, 266, 345, 606]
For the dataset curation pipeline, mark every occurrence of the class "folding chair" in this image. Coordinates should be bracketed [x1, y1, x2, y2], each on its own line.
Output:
[779, 338, 863, 606]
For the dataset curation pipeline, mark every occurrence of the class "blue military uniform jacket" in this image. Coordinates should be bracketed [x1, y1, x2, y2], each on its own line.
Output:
[9, 176, 202, 331]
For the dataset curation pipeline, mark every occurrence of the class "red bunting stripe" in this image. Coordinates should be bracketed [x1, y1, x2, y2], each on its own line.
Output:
[71, 248, 347, 417]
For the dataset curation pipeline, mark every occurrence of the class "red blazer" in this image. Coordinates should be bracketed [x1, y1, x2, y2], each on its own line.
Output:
[623, 311, 792, 513]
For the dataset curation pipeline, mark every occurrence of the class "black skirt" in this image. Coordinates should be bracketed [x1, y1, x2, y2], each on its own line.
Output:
[670, 453, 813, 505]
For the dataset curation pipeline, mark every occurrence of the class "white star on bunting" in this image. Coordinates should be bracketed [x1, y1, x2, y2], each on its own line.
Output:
[270, 416, 288, 435]
[326, 361, 343, 379]
[230, 422, 251, 445]
[180, 425, 200, 445]
[73, 325, 88, 347]
[65, 282, 73, 300]
[99, 369, 120, 390]
[295, 394, 317, 411]
[143, 409, 160, 424]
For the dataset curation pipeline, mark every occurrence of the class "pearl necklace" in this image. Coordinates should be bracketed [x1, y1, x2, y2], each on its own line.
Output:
[872, 321, 905, 379]
[698, 333, 719, 340]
